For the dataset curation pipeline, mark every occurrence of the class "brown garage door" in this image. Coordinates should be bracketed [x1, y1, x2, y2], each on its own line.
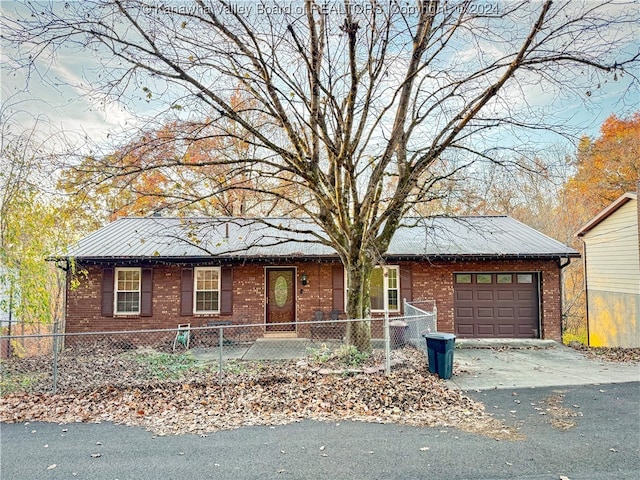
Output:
[454, 273, 539, 338]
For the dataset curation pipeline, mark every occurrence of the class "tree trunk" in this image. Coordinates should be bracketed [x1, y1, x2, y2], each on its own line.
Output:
[344, 255, 374, 352]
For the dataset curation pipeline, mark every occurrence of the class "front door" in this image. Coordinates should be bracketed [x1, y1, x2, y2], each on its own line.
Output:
[266, 268, 296, 332]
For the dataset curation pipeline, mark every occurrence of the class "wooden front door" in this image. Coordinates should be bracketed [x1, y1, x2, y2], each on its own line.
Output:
[266, 268, 296, 332]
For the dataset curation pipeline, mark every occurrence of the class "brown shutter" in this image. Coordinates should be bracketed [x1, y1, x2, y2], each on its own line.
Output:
[332, 264, 345, 313]
[220, 267, 233, 315]
[400, 265, 412, 313]
[140, 268, 153, 317]
[101, 268, 114, 317]
[180, 268, 193, 316]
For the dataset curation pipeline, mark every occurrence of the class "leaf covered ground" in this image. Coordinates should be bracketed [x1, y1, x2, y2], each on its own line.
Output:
[568, 344, 640, 363]
[0, 347, 519, 439]
[3, 343, 636, 439]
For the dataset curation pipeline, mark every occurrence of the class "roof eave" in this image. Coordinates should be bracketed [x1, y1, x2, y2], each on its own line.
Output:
[58, 254, 343, 264]
[55, 251, 580, 264]
[384, 253, 580, 261]
[575, 192, 637, 237]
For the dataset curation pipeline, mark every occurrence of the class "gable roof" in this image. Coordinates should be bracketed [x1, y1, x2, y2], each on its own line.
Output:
[57, 216, 578, 263]
[59, 215, 578, 263]
[575, 192, 638, 237]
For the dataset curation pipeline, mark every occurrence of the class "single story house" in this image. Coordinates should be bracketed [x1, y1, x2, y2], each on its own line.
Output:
[576, 192, 640, 347]
[55, 216, 578, 342]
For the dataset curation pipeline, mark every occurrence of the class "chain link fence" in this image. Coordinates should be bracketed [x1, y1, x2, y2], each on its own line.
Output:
[403, 299, 437, 346]
[1, 313, 434, 395]
[0, 322, 55, 359]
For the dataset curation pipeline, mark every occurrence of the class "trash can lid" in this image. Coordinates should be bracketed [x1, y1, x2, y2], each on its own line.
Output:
[422, 332, 456, 340]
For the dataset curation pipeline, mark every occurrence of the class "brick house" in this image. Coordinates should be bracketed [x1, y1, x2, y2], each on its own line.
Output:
[55, 216, 578, 341]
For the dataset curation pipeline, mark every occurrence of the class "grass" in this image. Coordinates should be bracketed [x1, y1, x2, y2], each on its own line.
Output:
[126, 351, 201, 380]
[307, 343, 371, 367]
[0, 371, 45, 395]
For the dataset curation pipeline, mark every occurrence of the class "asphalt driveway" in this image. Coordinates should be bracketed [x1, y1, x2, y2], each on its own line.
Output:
[2, 381, 639, 480]
[1, 342, 638, 479]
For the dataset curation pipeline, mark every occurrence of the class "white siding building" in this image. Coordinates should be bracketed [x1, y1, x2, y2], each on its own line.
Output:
[576, 192, 640, 347]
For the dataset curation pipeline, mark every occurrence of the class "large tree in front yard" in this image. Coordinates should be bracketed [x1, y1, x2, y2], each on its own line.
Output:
[3, 0, 638, 350]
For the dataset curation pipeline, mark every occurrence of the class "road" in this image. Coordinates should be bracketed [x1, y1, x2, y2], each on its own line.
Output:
[1, 382, 638, 479]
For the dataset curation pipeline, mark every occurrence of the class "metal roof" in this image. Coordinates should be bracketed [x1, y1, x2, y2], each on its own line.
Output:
[59, 216, 579, 262]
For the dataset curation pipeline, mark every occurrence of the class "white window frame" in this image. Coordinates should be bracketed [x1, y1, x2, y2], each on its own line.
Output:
[194, 267, 221, 314]
[370, 265, 400, 313]
[114, 267, 141, 315]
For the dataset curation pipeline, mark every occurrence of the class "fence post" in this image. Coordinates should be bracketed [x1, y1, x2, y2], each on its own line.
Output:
[52, 333, 59, 394]
[433, 303, 438, 331]
[218, 327, 223, 385]
[384, 310, 391, 375]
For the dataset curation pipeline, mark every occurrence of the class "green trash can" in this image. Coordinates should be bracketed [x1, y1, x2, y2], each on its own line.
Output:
[423, 333, 456, 379]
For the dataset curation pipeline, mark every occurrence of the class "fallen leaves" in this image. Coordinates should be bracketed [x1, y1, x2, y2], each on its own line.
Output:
[569, 345, 640, 363]
[0, 348, 519, 439]
[537, 393, 582, 431]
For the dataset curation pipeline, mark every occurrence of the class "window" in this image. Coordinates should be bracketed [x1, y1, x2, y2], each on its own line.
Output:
[517, 274, 533, 284]
[115, 268, 141, 314]
[194, 267, 220, 313]
[477, 274, 492, 284]
[370, 266, 400, 312]
[455, 274, 472, 284]
[497, 274, 513, 284]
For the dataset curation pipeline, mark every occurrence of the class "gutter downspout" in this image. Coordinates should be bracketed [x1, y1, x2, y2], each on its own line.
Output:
[580, 240, 590, 346]
[61, 261, 68, 350]
[558, 256, 572, 343]
[53, 259, 69, 346]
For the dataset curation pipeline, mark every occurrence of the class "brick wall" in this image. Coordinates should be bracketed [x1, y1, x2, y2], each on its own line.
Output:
[66, 262, 339, 334]
[66, 258, 563, 341]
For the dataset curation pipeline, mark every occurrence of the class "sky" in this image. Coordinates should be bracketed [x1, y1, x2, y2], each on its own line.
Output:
[1, 0, 638, 158]
[1, 43, 139, 152]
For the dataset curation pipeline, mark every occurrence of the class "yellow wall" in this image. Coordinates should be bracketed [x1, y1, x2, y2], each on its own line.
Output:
[588, 290, 640, 347]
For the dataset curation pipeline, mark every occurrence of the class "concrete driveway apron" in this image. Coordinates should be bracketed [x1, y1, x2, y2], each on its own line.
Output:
[447, 340, 640, 391]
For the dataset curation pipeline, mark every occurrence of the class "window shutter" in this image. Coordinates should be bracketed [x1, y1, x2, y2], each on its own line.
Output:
[332, 264, 345, 313]
[400, 265, 412, 313]
[180, 268, 193, 316]
[101, 268, 114, 317]
[140, 268, 153, 317]
[220, 267, 233, 315]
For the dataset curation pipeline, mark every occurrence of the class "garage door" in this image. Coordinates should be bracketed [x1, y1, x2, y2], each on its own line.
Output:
[454, 273, 539, 338]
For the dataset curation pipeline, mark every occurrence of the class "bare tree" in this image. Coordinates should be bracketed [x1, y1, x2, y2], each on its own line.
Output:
[3, 0, 637, 350]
